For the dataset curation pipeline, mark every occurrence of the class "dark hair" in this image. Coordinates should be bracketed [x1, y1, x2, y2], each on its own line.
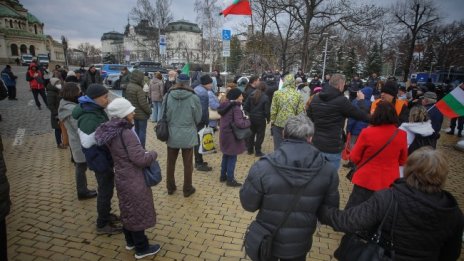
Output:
[253, 82, 267, 105]
[244, 75, 259, 94]
[61, 82, 81, 103]
[370, 101, 399, 126]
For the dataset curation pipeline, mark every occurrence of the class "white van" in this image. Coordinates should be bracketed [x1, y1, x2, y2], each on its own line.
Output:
[21, 54, 33, 66]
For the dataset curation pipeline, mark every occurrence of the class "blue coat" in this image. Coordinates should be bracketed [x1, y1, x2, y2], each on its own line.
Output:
[1, 67, 16, 87]
[425, 103, 444, 134]
[347, 87, 373, 135]
[194, 85, 209, 126]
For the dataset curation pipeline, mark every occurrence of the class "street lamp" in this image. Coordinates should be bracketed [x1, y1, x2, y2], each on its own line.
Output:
[393, 52, 404, 76]
[322, 33, 337, 80]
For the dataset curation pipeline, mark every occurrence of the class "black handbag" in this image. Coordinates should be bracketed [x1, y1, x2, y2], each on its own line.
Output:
[119, 133, 162, 187]
[347, 129, 399, 181]
[244, 159, 315, 261]
[230, 106, 252, 140]
[155, 92, 170, 142]
[335, 192, 398, 261]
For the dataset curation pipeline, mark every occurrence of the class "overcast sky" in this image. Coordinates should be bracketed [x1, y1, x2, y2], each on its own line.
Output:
[20, 0, 463, 49]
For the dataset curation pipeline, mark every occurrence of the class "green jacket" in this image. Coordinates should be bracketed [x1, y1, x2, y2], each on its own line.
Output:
[72, 96, 109, 148]
[125, 70, 151, 120]
[270, 88, 304, 128]
[162, 87, 202, 148]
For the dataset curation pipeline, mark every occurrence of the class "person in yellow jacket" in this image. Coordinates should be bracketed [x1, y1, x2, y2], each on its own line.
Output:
[370, 80, 409, 124]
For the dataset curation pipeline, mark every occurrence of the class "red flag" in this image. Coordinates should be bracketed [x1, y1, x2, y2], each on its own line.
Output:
[220, 0, 252, 17]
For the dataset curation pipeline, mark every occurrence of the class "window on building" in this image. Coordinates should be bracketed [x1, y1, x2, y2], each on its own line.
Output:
[34, 25, 37, 34]
[29, 45, 35, 56]
[10, 44, 18, 56]
[9, 20, 13, 28]
[20, 44, 27, 54]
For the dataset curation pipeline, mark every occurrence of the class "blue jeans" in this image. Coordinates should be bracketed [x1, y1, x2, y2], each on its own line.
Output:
[151, 101, 162, 122]
[134, 119, 147, 148]
[221, 154, 237, 181]
[320, 152, 341, 171]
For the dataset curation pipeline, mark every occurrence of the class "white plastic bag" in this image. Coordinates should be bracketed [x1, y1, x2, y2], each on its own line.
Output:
[198, 126, 216, 154]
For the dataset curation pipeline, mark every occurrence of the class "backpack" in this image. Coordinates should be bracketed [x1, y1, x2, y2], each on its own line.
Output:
[408, 132, 439, 155]
[25, 71, 32, 81]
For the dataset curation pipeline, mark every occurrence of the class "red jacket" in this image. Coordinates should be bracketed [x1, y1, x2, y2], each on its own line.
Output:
[28, 70, 44, 90]
[350, 124, 408, 191]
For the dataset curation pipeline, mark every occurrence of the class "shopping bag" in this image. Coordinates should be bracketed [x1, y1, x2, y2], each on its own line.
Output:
[198, 126, 216, 154]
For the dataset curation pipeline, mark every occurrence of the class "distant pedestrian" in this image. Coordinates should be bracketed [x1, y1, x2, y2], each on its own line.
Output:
[119, 67, 130, 97]
[58, 82, 97, 200]
[400, 105, 438, 154]
[370, 80, 409, 124]
[125, 70, 151, 148]
[164, 70, 177, 95]
[243, 75, 259, 101]
[27, 64, 47, 110]
[421, 91, 443, 135]
[1, 65, 18, 100]
[95, 98, 161, 259]
[149, 72, 164, 122]
[193, 75, 213, 172]
[82, 65, 102, 94]
[46, 78, 67, 149]
[218, 88, 251, 187]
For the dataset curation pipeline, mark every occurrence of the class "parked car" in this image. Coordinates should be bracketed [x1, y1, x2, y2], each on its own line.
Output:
[21, 54, 33, 66]
[37, 54, 49, 66]
[102, 64, 131, 87]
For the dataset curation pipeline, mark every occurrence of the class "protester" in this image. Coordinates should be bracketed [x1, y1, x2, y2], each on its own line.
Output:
[125, 70, 151, 148]
[119, 67, 130, 97]
[370, 80, 409, 124]
[240, 114, 339, 260]
[421, 91, 443, 134]
[217, 88, 251, 187]
[95, 98, 161, 259]
[82, 65, 102, 94]
[308, 75, 322, 92]
[447, 116, 463, 137]
[163, 74, 202, 197]
[400, 105, 438, 154]
[320, 147, 463, 261]
[295, 68, 307, 83]
[1, 65, 17, 100]
[348, 75, 363, 101]
[367, 72, 380, 88]
[243, 82, 270, 157]
[270, 74, 305, 150]
[149, 72, 164, 122]
[0, 135, 10, 261]
[58, 82, 96, 200]
[296, 77, 311, 104]
[46, 78, 67, 149]
[208, 88, 220, 130]
[193, 75, 213, 172]
[72, 84, 121, 235]
[307, 73, 369, 171]
[243, 75, 259, 101]
[27, 64, 47, 110]
[164, 70, 177, 95]
[65, 70, 79, 83]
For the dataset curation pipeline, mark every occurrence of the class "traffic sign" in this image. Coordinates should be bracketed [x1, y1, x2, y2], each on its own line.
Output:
[223, 50, 230, 57]
[222, 29, 231, 41]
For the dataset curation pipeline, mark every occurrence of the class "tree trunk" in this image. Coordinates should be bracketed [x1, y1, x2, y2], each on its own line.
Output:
[403, 34, 417, 82]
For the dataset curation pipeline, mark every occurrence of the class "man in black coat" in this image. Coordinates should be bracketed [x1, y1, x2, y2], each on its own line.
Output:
[240, 114, 339, 260]
[307, 74, 369, 171]
[0, 135, 10, 261]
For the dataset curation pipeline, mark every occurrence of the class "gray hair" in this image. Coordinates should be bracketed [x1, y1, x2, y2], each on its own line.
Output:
[284, 114, 314, 140]
[329, 73, 346, 88]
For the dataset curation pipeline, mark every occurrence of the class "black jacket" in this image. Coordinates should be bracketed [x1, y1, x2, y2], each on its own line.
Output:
[243, 91, 270, 122]
[0, 136, 10, 220]
[240, 139, 339, 259]
[320, 179, 463, 261]
[307, 86, 369, 153]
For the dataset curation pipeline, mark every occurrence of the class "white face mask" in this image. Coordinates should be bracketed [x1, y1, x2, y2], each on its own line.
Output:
[56, 84, 62, 89]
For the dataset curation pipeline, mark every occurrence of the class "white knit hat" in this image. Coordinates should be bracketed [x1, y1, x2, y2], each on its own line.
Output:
[67, 70, 76, 77]
[107, 98, 135, 119]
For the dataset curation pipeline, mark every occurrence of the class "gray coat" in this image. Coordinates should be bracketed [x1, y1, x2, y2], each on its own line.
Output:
[95, 118, 157, 231]
[149, 78, 164, 102]
[162, 87, 202, 148]
[58, 99, 85, 163]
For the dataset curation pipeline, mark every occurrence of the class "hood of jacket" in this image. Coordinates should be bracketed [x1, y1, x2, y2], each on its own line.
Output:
[95, 118, 133, 146]
[129, 70, 145, 86]
[393, 179, 461, 228]
[361, 87, 373, 101]
[400, 120, 435, 137]
[218, 100, 240, 116]
[318, 85, 343, 102]
[264, 139, 327, 187]
[58, 99, 77, 121]
[169, 87, 195, 101]
[72, 96, 104, 119]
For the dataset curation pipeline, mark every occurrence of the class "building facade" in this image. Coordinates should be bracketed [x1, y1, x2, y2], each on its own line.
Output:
[165, 20, 204, 66]
[0, 0, 64, 64]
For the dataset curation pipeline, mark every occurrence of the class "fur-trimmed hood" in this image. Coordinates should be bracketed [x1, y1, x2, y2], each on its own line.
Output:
[95, 118, 133, 146]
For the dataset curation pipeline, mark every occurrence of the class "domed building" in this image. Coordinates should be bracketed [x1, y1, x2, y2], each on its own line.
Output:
[0, 0, 64, 64]
[165, 20, 205, 65]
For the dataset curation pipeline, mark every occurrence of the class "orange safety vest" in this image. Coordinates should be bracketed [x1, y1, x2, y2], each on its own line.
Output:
[370, 99, 407, 116]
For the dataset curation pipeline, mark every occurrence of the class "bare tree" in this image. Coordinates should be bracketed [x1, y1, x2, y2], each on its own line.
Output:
[194, 0, 223, 72]
[77, 42, 102, 65]
[394, 0, 439, 81]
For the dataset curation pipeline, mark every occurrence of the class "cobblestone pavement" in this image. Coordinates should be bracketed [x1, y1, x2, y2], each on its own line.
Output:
[2, 65, 463, 260]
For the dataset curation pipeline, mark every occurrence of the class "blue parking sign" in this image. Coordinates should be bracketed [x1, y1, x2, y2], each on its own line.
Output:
[222, 29, 231, 41]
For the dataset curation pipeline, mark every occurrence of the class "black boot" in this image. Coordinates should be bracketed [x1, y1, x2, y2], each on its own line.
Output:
[447, 128, 455, 135]
[458, 130, 462, 137]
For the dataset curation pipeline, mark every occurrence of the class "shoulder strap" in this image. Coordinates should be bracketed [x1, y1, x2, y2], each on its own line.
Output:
[356, 128, 399, 171]
[161, 91, 170, 120]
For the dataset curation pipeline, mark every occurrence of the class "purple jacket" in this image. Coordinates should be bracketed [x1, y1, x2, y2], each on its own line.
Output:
[95, 118, 157, 231]
[218, 100, 251, 155]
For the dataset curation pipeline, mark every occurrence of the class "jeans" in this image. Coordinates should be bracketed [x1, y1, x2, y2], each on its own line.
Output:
[54, 128, 62, 145]
[221, 154, 237, 181]
[450, 116, 464, 131]
[94, 170, 115, 228]
[7, 85, 16, 99]
[31, 89, 47, 108]
[75, 162, 90, 195]
[151, 101, 162, 122]
[0, 219, 7, 261]
[134, 119, 148, 148]
[247, 119, 266, 154]
[271, 125, 284, 151]
[320, 152, 341, 172]
[123, 227, 148, 252]
[166, 147, 194, 193]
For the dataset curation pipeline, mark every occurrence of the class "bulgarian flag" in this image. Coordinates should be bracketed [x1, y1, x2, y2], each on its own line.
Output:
[435, 86, 464, 118]
[220, 0, 252, 17]
[181, 63, 190, 75]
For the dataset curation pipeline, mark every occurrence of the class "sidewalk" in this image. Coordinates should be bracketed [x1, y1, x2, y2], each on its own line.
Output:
[1, 66, 463, 260]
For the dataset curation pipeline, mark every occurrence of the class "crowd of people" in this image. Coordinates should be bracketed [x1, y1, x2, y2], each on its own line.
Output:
[0, 62, 463, 261]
